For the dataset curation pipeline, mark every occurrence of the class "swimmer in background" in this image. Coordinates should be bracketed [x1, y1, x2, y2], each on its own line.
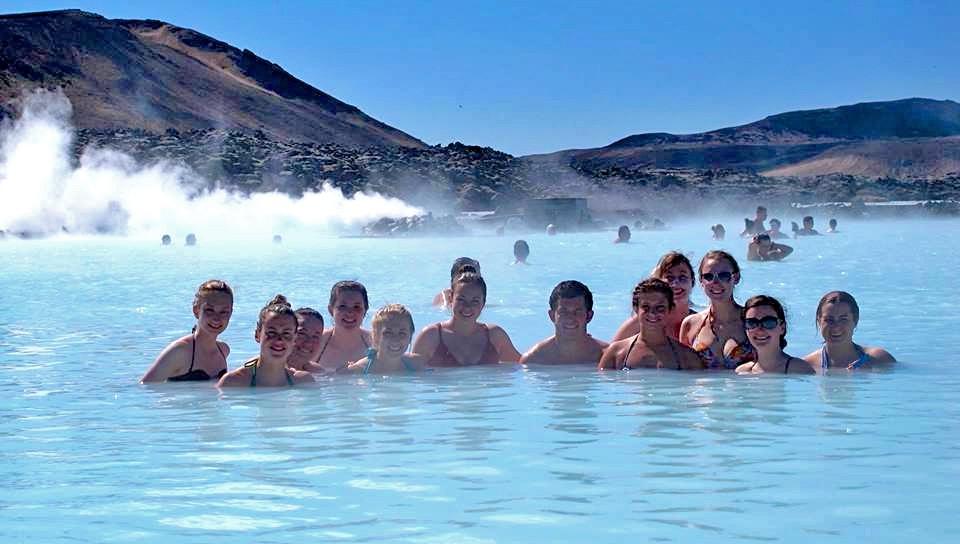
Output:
[747, 233, 794, 261]
[520, 280, 608, 365]
[218, 295, 314, 387]
[414, 272, 522, 366]
[735, 295, 813, 375]
[680, 250, 755, 369]
[546, 224, 558, 236]
[345, 304, 426, 374]
[141, 280, 233, 383]
[513, 240, 530, 265]
[802, 291, 895, 372]
[161, 234, 172, 245]
[793, 216, 821, 237]
[286, 307, 326, 373]
[612, 251, 696, 342]
[766, 218, 790, 239]
[614, 225, 631, 243]
[315, 281, 374, 371]
[740, 206, 768, 237]
[185, 233, 197, 246]
[432, 257, 481, 307]
[827, 218, 839, 233]
[711, 224, 726, 240]
[599, 279, 703, 370]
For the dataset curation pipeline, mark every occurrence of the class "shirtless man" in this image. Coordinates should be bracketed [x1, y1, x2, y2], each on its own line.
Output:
[740, 206, 768, 237]
[520, 280, 608, 365]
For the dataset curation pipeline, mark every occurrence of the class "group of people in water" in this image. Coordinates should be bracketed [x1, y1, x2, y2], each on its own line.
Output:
[141, 238, 895, 386]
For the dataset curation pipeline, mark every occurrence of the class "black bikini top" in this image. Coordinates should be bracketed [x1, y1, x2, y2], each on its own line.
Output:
[168, 336, 228, 382]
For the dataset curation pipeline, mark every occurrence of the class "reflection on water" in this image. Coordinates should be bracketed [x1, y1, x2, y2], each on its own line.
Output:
[2, 220, 959, 542]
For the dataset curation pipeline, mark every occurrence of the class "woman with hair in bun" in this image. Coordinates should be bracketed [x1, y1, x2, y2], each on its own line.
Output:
[735, 295, 813, 375]
[141, 279, 233, 383]
[415, 272, 522, 366]
[802, 291, 895, 372]
[217, 295, 314, 387]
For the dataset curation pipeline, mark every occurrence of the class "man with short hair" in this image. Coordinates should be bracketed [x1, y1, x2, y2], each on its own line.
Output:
[520, 280, 608, 365]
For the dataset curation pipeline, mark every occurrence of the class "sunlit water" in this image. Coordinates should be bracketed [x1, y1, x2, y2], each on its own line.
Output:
[2, 219, 958, 543]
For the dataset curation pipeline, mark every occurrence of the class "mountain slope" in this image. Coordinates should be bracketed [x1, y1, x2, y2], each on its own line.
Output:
[0, 9, 425, 148]
[531, 98, 960, 179]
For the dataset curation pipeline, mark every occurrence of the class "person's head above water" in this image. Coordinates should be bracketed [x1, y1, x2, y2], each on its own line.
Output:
[254, 294, 298, 361]
[712, 224, 726, 239]
[742, 295, 788, 349]
[449, 257, 481, 281]
[185, 233, 197, 246]
[513, 240, 530, 263]
[769, 218, 782, 230]
[292, 307, 325, 363]
[652, 252, 695, 303]
[370, 304, 415, 349]
[255, 294, 297, 337]
[192, 279, 233, 333]
[327, 281, 369, 329]
[803, 216, 815, 229]
[632, 278, 675, 312]
[755, 206, 768, 221]
[829, 218, 838, 229]
[161, 234, 172, 245]
[698, 250, 741, 301]
[548, 280, 594, 334]
[546, 224, 558, 236]
[616, 225, 631, 242]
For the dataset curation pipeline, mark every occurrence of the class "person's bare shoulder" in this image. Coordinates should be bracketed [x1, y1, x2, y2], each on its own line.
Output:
[519, 336, 555, 365]
[217, 340, 231, 358]
[788, 357, 816, 374]
[865, 347, 896, 364]
[598, 337, 630, 369]
[217, 366, 251, 387]
[802, 349, 821, 366]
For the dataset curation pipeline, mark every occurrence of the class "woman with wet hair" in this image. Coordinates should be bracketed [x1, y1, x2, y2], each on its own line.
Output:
[735, 296, 813, 374]
[599, 279, 703, 370]
[315, 281, 374, 372]
[803, 291, 895, 372]
[415, 272, 522, 366]
[218, 295, 314, 387]
[141, 280, 233, 383]
[612, 251, 697, 342]
[287, 307, 326, 373]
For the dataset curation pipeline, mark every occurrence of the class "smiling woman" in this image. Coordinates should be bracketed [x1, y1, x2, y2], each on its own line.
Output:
[217, 295, 313, 387]
[803, 291, 896, 372]
[315, 281, 373, 371]
[140, 279, 233, 383]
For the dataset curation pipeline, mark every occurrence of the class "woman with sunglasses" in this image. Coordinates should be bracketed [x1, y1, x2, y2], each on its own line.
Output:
[802, 291, 895, 371]
[680, 250, 755, 369]
[736, 296, 813, 375]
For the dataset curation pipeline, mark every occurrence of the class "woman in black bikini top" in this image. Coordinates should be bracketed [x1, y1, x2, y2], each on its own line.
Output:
[141, 280, 233, 383]
[735, 296, 813, 375]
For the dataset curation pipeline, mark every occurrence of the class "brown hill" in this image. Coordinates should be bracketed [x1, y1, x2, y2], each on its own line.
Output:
[0, 9, 425, 148]
[532, 98, 960, 180]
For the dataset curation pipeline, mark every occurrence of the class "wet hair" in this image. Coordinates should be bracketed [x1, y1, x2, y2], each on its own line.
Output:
[815, 291, 860, 326]
[755, 233, 771, 243]
[699, 250, 741, 277]
[757, 206, 767, 213]
[632, 278, 675, 311]
[185, 233, 197, 246]
[371, 304, 415, 344]
[770, 218, 782, 228]
[450, 257, 480, 280]
[294, 307, 324, 329]
[194, 279, 233, 307]
[549, 280, 594, 312]
[742, 295, 788, 348]
[328, 280, 369, 312]
[513, 240, 530, 260]
[617, 225, 631, 240]
[256, 294, 296, 334]
[161, 234, 172, 245]
[452, 272, 487, 302]
[803, 215, 814, 224]
[651, 251, 695, 284]
[829, 218, 838, 227]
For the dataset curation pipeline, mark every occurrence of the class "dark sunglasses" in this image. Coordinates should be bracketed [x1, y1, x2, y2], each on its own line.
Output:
[744, 316, 780, 330]
[700, 271, 733, 283]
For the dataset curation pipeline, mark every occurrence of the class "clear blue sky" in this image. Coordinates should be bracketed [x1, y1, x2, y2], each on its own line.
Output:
[5, 1, 960, 155]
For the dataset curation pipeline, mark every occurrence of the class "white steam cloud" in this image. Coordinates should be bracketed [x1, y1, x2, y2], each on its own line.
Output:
[0, 89, 422, 239]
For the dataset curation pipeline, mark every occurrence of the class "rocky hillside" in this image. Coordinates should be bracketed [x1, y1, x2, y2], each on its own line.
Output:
[536, 98, 960, 180]
[0, 9, 424, 148]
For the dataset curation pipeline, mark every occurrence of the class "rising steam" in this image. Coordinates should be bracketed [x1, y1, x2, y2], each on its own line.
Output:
[0, 89, 422, 239]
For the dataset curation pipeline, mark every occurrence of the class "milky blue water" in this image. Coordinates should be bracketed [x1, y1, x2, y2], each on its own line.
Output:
[2, 219, 958, 543]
